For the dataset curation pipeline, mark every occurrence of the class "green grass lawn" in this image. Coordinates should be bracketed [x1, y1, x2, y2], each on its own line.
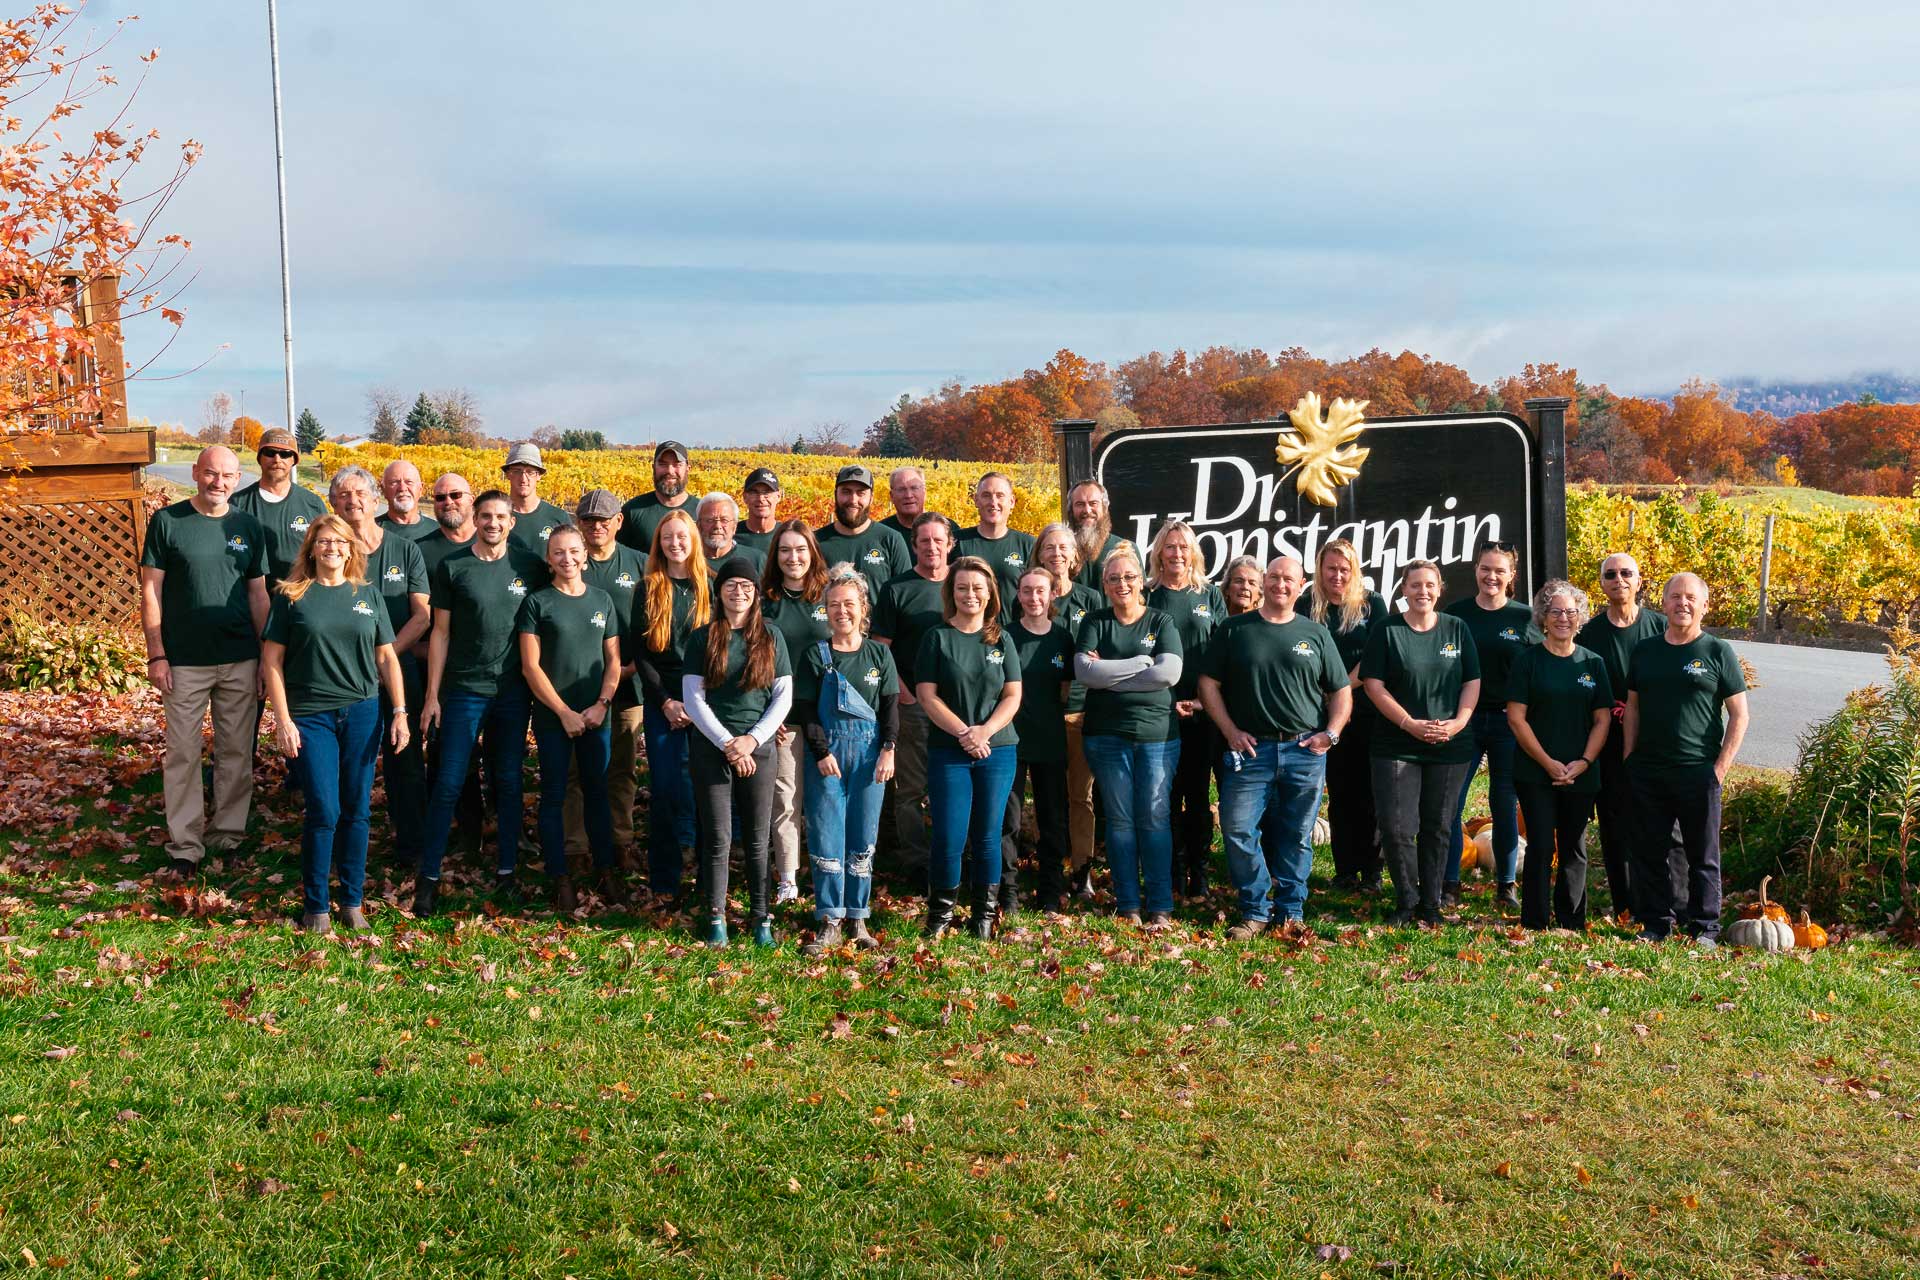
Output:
[1, 698, 1916, 1278]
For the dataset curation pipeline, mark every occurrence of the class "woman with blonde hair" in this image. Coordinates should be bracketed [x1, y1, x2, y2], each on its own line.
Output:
[262, 514, 409, 932]
[633, 508, 711, 898]
[1308, 538, 1390, 894]
[1031, 522, 1102, 900]
[760, 519, 832, 906]
[1147, 520, 1227, 899]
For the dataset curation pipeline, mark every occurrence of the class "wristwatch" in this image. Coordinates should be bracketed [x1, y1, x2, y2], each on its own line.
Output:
[1325, 729, 1341, 745]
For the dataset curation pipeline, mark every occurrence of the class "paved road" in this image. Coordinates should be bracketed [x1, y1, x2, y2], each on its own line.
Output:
[1726, 639, 1886, 770]
[147, 461, 256, 486]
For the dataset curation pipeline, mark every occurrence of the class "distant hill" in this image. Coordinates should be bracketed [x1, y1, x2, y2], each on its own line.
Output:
[1664, 373, 1920, 417]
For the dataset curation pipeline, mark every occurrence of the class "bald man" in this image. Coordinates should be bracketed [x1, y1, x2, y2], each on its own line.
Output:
[1622, 572, 1751, 945]
[140, 447, 271, 876]
[1198, 556, 1352, 935]
[378, 459, 437, 542]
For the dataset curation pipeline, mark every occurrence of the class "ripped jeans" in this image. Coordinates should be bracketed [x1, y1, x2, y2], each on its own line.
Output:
[802, 710, 884, 921]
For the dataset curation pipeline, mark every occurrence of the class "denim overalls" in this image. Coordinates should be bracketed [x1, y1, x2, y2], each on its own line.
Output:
[802, 641, 884, 921]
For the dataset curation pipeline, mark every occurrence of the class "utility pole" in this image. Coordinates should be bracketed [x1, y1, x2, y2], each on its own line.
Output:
[267, 0, 295, 433]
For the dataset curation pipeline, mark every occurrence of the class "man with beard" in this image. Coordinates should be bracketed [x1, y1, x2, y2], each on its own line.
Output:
[1067, 480, 1126, 589]
[957, 472, 1036, 597]
[231, 428, 327, 592]
[733, 467, 782, 556]
[618, 440, 695, 555]
[696, 492, 767, 577]
[873, 513, 955, 882]
[502, 443, 572, 555]
[815, 464, 910, 599]
[878, 466, 958, 545]
[377, 460, 437, 542]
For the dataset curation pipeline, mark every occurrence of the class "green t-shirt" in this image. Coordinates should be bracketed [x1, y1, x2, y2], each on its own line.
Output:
[139, 499, 268, 667]
[794, 637, 898, 724]
[913, 624, 1021, 753]
[1443, 598, 1540, 709]
[879, 512, 960, 547]
[1306, 587, 1390, 717]
[365, 531, 428, 643]
[765, 589, 831, 723]
[1575, 607, 1666, 705]
[815, 521, 912, 598]
[1199, 612, 1349, 739]
[956, 526, 1037, 596]
[734, 522, 778, 557]
[704, 540, 767, 580]
[616, 492, 696, 555]
[683, 626, 793, 735]
[1053, 581, 1103, 714]
[429, 544, 551, 696]
[418, 529, 476, 580]
[263, 579, 393, 715]
[1077, 607, 1185, 742]
[1073, 533, 1128, 589]
[516, 585, 616, 731]
[873, 570, 949, 688]
[1507, 644, 1613, 793]
[631, 573, 703, 704]
[504, 499, 572, 556]
[1008, 620, 1073, 763]
[377, 513, 439, 543]
[1360, 612, 1483, 764]
[1627, 633, 1746, 772]
[1147, 582, 1228, 699]
[229, 480, 328, 586]
[581, 545, 647, 705]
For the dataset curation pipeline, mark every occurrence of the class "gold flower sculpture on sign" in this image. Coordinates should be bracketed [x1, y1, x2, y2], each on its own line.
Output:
[1275, 393, 1370, 507]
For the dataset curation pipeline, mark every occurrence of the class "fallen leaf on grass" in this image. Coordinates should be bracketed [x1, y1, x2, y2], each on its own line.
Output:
[1316, 1244, 1352, 1261]
[43, 1046, 76, 1061]
[1494, 1161, 1512, 1179]
[249, 1178, 290, 1196]
[1575, 1165, 1594, 1185]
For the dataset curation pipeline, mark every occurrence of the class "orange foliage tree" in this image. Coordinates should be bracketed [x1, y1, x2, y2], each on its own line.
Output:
[1, 6, 199, 438]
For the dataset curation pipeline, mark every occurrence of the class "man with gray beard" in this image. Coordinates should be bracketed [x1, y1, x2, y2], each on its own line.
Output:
[1067, 480, 1126, 589]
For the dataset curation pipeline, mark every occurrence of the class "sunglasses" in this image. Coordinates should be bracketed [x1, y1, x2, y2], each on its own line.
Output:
[1477, 540, 1517, 553]
[1602, 568, 1637, 580]
[432, 492, 471, 503]
[259, 448, 297, 460]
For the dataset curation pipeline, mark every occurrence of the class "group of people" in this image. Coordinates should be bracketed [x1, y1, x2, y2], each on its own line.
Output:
[140, 433, 1751, 949]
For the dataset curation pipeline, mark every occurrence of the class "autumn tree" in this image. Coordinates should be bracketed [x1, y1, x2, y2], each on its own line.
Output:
[2, 7, 199, 438]
[229, 415, 264, 451]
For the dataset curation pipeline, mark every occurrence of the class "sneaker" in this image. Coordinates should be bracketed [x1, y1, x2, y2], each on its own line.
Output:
[1226, 918, 1268, 942]
[774, 878, 799, 905]
[802, 919, 844, 957]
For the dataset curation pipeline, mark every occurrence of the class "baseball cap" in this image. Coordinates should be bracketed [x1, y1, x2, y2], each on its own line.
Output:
[835, 464, 874, 489]
[654, 440, 689, 463]
[744, 466, 780, 492]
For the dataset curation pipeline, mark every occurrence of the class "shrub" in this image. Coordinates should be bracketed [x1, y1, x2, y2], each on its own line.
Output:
[0, 611, 145, 694]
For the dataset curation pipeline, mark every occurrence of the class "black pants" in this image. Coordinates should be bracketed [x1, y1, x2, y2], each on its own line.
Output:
[1002, 757, 1069, 904]
[381, 657, 428, 863]
[1170, 714, 1217, 889]
[1515, 782, 1595, 930]
[1591, 721, 1636, 912]
[1373, 756, 1472, 914]
[1628, 762, 1723, 941]
[1326, 714, 1380, 882]
[690, 735, 777, 923]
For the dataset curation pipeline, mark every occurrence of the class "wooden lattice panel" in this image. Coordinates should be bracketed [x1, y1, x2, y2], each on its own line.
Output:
[0, 497, 142, 620]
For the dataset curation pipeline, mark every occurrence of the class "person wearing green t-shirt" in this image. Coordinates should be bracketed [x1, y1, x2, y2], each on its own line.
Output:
[1574, 551, 1669, 921]
[1146, 520, 1229, 900]
[872, 512, 957, 882]
[683, 558, 795, 949]
[1507, 581, 1614, 931]
[956, 471, 1036, 597]
[617, 440, 696, 556]
[501, 442, 573, 556]
[1361, 560, 1483, 926]
[229, 428, 328, 589]
[1034, 523, 1104, 895]
[260, 513, 408, 933]
[797, 566, 900, 954]
[734, 466, 783, 557]
[1076, 543, 1186, 925]
[1306, 538, 1391, 896]
[630, 506, 711, 896]
[1442, 542, 1542, 912]
[914, 557, 1023, 941]
[139, 446, 271, 875]
[760, 520, 832, 906]
[564, 490, 649, 870]
[413, 491, 549, 914]
[1624, 572, 1751, 944]
[1200, 556, 1351, 935]
[1066, 479, 1128, 591]
[695, 491, 768, 581]
[877, 465, 960, 546]
[376, 459, 438, 543]
[1004, 565, 1075, 911]
[517, 525, 624, 913]
[815, 464, 912, 600]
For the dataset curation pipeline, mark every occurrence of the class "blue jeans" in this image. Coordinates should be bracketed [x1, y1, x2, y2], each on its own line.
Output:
[1219, 740, 1329, 923]
[642, 699, 697, 893]
[803, 716, 884, 921]
[1083, 734, 1181, 914]
[294, 696, 382, 916]
[1448, 708, 1520, 885]
[534, 718, 613, 879]
[419, 685, 530, 882]
[926, 744, 1018, 893]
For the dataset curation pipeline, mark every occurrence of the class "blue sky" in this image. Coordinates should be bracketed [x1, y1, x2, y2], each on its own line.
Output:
[90, 1, 1920, 442]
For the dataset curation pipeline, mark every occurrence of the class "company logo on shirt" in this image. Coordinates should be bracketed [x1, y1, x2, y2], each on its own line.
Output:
[613, 571, 636, 591]
[1499, 627, 1522, 641]
[290, 516, 310, 534]
[1069, 606, 1087, 625]
[590, 611, 608, 629]
[1003, 552, 1025, 569]
[1577, 673, 1597, 689]
[1142, 632, 1157, 649]
[382, 564, 404, 583]
[225, 535, 251, 554]
[1291, 641, 1315, 656]
[986, 648, 1005, 665]
[508, 577, 528, 597]
[539, 524, 556, 541]
[1193, 605, 1212, 618]
[863, 548, 885, 565]
[1050, 652, 1066, 670]
[352, 599, 376, 618]
[811, 605, 828, 623]
[1439, 642, 1461, 659]
[1683, 658, 1711, 677]
[863, 666, 882, 686]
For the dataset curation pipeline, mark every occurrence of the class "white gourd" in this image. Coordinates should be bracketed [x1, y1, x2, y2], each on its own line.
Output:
[1726, 915, 1794, 951]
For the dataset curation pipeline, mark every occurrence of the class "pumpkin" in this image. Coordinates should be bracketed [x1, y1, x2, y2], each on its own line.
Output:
[1793, 911, 1828, 950]
[1740, 875, 1791, 924]
[1727, 913, 1794, 951]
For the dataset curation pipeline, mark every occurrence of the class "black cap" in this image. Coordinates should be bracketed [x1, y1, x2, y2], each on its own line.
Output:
[835, 464, 874, 489]
[744, 466, 780, 492]
[654, 440, 689, 463]
[713, 557, 758, 588]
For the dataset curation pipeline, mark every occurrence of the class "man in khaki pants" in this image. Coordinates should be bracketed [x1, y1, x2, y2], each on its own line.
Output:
[140, 446, 271, 876]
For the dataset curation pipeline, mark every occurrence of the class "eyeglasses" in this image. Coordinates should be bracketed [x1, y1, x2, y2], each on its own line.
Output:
[1477, 540, 1516, 553]
[313, 538, 353, 550]
[259, 448, 297, 460]
[433, 492, 471, 503]
[1601, 568, 1637, 580]
[1545, 607, 1581, 619]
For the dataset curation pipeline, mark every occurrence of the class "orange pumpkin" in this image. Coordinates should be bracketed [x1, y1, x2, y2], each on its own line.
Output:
[1793, 910, 1828, 950]
[1741, 875, 1792, 924]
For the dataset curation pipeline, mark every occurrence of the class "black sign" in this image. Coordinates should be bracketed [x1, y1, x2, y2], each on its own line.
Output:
[1081, 410, 1561, 607]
